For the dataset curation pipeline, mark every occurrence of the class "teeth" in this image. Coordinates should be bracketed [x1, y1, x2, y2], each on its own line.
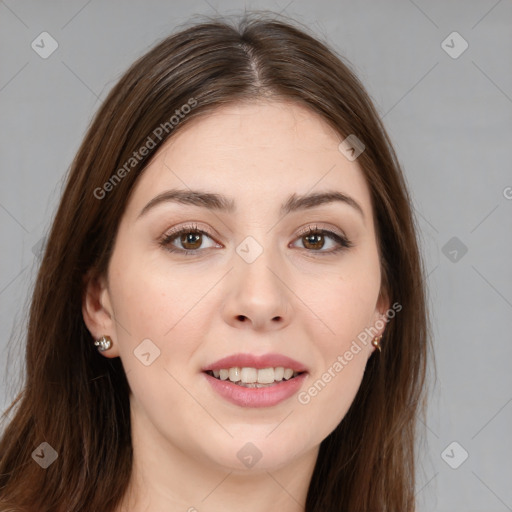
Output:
[241, 367, 258, 383]
[283, 368, 294, 380]
[228, 367, 241, 382]
[274, 367, 284, 380]
[256, 367, 274, 384]
[208, 367, 300, 384]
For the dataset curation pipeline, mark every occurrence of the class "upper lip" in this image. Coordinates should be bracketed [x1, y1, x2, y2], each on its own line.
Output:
[202, 353, 308, 372]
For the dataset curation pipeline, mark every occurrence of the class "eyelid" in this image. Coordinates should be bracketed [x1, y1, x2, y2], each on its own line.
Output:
[159, 222, 353, 255]
[159, 222, 221, 252]
[291, 224, 353, 253]
[162, 222, 217, 239]
[161, 222, 347, 241]
[295, 222, 347, 239]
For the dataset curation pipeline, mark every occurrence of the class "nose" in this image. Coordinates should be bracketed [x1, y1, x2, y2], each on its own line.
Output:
[221, 244, 291, 332]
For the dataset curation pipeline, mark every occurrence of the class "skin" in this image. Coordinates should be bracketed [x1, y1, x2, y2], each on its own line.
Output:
[83, 99, 389, 512]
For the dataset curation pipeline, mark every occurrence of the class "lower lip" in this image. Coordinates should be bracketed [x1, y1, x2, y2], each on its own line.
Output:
[203, 372, 308, 408]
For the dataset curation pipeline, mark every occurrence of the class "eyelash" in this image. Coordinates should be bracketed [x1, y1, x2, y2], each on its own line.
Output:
[159, 223, 353, 256]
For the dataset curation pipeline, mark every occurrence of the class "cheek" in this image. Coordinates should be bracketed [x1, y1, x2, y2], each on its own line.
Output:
[330, 279, 379, 345]
[302, 254, 381, 348]
[294, 253, 380, 426]
[294, 304, 373, 446]
[108, 262, 206, 424]
[298, 357, 367, 444]
[110, 232, 202, 323]
[108, 249, 209, 367]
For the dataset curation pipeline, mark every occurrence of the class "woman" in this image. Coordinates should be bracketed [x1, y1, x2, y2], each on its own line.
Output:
[0, 11, 431, 512]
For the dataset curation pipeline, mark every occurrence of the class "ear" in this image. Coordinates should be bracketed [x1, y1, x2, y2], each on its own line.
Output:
[375, 288, 391, 328]
[369, 288, 391, 354]
[82, 269, 120, 358]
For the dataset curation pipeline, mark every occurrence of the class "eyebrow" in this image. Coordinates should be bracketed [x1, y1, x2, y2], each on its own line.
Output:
[137, 188, 365, 220]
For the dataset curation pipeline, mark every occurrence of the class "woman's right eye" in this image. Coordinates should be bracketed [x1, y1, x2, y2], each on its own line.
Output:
[159, 224, 219, 255]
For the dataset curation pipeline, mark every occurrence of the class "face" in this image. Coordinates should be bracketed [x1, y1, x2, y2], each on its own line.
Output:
[84, 100, 389, 474]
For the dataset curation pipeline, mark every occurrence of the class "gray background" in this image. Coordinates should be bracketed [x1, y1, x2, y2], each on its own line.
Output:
[1, 1, 511, 510]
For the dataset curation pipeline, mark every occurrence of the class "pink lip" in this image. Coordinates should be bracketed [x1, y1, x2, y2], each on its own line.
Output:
[203, 372, 308, 408]
[201, 352, 308, 372]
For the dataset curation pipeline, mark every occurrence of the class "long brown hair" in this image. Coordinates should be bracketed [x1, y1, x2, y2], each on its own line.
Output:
[0, 11, 432, 512]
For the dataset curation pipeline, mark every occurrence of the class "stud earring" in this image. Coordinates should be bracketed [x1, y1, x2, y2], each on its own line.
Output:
[372, 335, 382, 352]
[94, 335, 112, 352]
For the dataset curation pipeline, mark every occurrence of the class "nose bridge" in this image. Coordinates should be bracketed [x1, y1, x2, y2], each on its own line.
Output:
[222, 230, 291, 329]
[234, 232, 285, 295]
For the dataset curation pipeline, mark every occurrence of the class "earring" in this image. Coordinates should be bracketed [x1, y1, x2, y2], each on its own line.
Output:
[94, 335, 112, 352]
[372, 335, 382, 353]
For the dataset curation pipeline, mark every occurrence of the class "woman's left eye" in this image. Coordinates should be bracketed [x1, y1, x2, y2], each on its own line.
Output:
[159, 224, 353, 256]
[291, 226, 353, 253]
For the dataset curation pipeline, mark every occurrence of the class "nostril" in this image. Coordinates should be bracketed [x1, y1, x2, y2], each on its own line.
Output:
[237, 315, 247, 321]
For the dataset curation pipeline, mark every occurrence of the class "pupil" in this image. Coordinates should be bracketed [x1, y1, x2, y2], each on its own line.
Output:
[181, 232, 201, 249]
[305, 234, 323, 249]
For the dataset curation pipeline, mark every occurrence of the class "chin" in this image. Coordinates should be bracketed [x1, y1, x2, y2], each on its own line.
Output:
[202, 435, 308, 473]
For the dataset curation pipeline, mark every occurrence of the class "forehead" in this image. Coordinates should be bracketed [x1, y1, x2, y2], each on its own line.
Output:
[125, 100, 373, 220]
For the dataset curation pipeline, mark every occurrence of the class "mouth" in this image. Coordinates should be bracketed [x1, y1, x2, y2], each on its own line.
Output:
[203, 367, 306, 388]
[201, 353, 309, 407]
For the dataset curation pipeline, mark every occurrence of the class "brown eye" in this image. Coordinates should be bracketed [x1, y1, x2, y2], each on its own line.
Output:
[179, 231, 203, 250]
[160, 224, 219, 255]
[292, 226, 353, 254]
[302, 232, 326, 250]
